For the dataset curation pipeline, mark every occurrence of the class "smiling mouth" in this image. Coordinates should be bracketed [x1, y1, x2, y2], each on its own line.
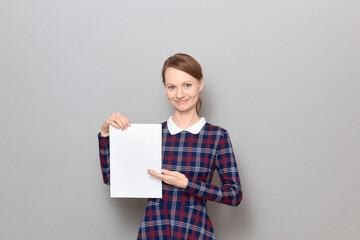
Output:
[175, 99, 188, 104]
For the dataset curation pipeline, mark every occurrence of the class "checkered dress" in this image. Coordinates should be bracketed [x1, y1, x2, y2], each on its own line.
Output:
[98, 121, 242, 239]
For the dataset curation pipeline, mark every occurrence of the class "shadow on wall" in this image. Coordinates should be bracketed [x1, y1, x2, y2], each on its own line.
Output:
[199, 84, 214, 119]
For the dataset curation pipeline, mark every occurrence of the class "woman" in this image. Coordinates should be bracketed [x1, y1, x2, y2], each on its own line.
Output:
[98, 53, 242, 239]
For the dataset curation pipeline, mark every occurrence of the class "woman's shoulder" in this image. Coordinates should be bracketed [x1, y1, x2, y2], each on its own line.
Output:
[203, 122, 229, 136]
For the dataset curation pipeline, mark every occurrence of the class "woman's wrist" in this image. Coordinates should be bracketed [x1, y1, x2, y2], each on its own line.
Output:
[100, 130, 109, 137]
[181, 178, 189, 189]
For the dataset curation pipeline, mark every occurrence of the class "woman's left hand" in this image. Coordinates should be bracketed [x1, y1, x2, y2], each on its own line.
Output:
[148, 169, 188, 189]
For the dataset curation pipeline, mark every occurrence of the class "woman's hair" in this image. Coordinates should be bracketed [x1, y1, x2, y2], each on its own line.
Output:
[162, 53, 203, 115]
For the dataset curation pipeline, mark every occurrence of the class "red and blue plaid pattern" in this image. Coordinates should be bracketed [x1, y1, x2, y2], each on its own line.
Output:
[98, 121, 242, 239]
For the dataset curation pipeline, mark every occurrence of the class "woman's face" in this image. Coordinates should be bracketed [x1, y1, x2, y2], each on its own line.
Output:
[164, 67, 203, 114]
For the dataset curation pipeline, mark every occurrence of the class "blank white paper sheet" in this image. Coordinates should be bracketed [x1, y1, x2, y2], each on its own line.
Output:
[109, 124, 162, 198]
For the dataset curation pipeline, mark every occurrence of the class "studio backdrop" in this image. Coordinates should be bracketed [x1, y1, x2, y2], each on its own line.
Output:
[1, 0, 359, 239]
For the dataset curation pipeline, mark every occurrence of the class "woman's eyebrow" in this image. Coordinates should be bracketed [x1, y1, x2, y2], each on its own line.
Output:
[166, 80, 193, 86]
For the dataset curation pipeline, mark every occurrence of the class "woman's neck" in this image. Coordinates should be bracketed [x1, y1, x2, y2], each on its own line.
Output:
[172, 111, 200, 129]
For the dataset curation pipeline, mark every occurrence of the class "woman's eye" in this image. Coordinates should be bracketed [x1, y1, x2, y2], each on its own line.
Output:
[185, 84, 191, 88]
[168, 86, 175, 90]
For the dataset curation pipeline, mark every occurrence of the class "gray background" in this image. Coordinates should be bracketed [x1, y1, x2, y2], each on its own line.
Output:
[1, 0, 359, 239]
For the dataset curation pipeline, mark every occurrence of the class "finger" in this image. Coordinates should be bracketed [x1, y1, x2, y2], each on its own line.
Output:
[111, 117, 127, 130]
[161, 169, 177, 176]
[148, 169, 166, 180]
[115, 117, 128, 130]
[109, 114, 125, 129]
[125, 118, 131, 127]
[112, 118, 125, 129]
[113, 112, 124, 118]
[114, 113, 130, 128]
[109, 119, 122, 129]
[163, 179, 171, 185]
[108, 116, 121, 127]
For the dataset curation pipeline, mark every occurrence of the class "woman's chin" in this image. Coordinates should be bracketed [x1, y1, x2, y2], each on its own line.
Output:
[173, 105, 196, 113]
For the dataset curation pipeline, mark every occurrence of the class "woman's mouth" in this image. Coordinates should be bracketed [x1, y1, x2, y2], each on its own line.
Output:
[175, 99, 188, 104]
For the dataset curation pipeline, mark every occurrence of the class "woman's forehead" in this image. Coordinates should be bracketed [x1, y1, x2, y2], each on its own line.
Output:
[164, 68, 196, 84]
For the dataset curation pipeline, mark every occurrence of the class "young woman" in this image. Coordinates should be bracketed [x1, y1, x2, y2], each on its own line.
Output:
[98, 53, 242, 240]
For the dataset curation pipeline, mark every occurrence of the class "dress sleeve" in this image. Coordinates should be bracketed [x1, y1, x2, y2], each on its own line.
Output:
[98, 132, 110, 185]
[184, 130, 242, 206]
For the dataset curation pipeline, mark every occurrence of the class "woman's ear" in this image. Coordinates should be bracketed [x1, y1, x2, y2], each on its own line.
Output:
[199, 78, 204, 92]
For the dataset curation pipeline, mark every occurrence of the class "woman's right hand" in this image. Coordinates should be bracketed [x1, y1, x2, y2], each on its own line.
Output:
[100, 112, 131, 137]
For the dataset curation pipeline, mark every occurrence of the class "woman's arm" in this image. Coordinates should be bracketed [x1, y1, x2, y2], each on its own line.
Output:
[98, 112, 131, 185]
[98, 132, 110, 185]
[184, 130, 243, 206]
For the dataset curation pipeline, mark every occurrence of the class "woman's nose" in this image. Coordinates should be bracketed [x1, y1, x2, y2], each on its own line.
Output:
[176, 88, 184, 98]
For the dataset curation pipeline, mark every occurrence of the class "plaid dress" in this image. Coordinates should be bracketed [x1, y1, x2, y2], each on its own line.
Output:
[98, 119, 242, 239]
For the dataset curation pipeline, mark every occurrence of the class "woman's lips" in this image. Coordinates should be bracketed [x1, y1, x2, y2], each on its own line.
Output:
[175, 99, 188, 104]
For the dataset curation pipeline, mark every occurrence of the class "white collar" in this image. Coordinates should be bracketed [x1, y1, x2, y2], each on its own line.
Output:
[167, 116, 206, 135]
